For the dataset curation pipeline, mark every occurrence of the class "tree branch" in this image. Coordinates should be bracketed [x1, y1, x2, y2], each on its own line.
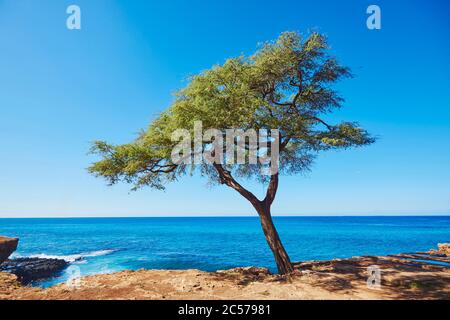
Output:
[212, 163, 262, 208]
[264, 173, 279, 206]
[307, 116, 334, 131]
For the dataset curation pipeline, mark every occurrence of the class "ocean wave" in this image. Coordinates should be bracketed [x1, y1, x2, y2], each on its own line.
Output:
[17, 249, 117, 263]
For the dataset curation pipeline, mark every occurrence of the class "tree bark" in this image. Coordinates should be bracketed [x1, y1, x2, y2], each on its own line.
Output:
[255, 202, 294, 274]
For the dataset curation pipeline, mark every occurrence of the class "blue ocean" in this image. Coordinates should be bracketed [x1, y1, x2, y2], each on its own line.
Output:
[1, 216, 449, 287]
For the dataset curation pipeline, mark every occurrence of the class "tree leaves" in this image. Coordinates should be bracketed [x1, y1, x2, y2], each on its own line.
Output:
[88, 31, 375, 191]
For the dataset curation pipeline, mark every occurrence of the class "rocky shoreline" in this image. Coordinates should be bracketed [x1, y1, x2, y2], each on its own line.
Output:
[0, 258, 68, 284]
[1, 237, 450, 300]
[0, 236, 69, 284]
[1, 253, 449, 300]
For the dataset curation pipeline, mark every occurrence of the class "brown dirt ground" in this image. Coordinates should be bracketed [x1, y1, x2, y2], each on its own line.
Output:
[1, 256, 449, 300]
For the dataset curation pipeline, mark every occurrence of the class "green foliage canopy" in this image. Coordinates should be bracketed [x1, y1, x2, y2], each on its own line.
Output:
[89, 32, 374, 191]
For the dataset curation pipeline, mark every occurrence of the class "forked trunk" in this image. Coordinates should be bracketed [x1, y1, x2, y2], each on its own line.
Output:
[211, 164, 293, 274]
[256, 203, 294, 275]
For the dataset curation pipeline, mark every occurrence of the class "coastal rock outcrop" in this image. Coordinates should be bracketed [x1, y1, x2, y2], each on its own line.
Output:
[0, 258, 69, 284]
[429, 243, 450, 257]
[0, 236, 19, 264]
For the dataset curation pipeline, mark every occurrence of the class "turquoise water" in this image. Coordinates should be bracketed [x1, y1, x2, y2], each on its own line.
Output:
[1, 216, 449, 287]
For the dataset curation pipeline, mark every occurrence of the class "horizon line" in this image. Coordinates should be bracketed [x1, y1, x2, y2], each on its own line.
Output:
[1, 214, 449, 219]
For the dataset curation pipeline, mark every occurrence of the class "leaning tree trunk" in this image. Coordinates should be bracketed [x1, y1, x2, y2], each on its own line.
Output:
[255, 202, 294, 275]
[212, 164, 293, 274]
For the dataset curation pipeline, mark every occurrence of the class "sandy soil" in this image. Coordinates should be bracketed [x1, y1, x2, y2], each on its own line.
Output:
[1, 255, 450, 300]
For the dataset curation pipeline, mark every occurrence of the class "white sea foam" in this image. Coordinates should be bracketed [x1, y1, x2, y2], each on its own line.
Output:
[18, 249, 117, 263]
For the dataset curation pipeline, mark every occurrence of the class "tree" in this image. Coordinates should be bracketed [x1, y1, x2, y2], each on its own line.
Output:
[88, 32, 375, 274]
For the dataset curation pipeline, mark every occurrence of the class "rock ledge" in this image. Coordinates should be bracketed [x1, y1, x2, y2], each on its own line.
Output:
[0, 258, 69, 284]
[0, 236, 19, 264]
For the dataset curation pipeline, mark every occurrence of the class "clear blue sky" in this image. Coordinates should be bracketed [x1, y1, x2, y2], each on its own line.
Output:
[0, 0, 449, 217]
